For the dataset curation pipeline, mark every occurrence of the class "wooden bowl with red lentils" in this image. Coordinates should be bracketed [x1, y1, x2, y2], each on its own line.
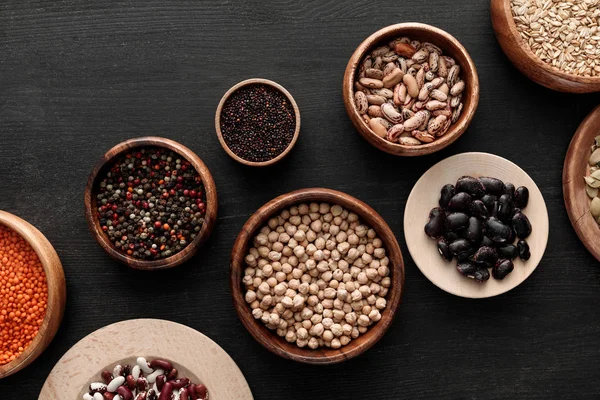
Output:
[84, 137, 218, 270]
[215, 78, 301, 167]
[0, 210, 66, 379]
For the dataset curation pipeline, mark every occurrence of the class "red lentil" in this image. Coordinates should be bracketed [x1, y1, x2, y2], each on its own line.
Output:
[0, 224, 48, 365]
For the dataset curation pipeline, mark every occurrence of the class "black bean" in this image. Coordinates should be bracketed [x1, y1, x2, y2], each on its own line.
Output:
[439, 184, 455, 209]
[481, 194, 497, 213]
[517, 239, 531, 261]
[445, 212, 469, 231]
[456, 176, 485, 198]
[448, 192, 472, 211]
[473, 246, 498, 269]
[512, 212, 532, 239]
[472, 268, 490, 282]
[456, 260, 477, 276]
[504, 182, 516, 197]
[491, 200, 499, 218]
[424, 207, 446, 238]
[437, 238, 453, 261]
[481, 236, 494, 247]
[514, 186, 529, 209]
[479, 177, 506, 196]
[470, 200, 489, 219]
[497, 244, 518, 259]
[492, 259, 514, 280]
[484, 217, 513, 243]
[449, 238, 472, 256]
[444, 230, 461, 242]
[497, 194, 514, 223]
[464, 217, 483, 244]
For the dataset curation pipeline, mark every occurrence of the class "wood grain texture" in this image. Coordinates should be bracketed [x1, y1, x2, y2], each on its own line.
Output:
[1, 0, 600, 398]
[343, 23, 480, 156]
[230, 188, 404, 364]
[491, 0, 600, 93]
[215, 78, 301, 166]
[0, 211, 66, 379]
[83, 137, 218, 270]
[404, 152, 549, 298]
[38, 319, 253, 400]
[563, 106, 600, 261]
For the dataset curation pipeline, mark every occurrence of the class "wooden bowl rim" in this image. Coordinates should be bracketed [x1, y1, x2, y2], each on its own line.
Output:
[563, 105, 600, 261]
[0, 210, 66, 379]
[214, 78, 301, 167]
[491, 0, 600, 86]
[342, 22, 480, 156]
[84, 136, 218, 270]
[404, 151, 549, 298]
[230, 188, 405, 364]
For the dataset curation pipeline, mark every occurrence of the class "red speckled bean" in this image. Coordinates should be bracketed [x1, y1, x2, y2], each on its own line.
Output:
[166, 368, 178, 381]
[101, 371, 113, 384]
[126, 375, 136, 390]
[187, 384, 197, 400]
[103, 393, 115, 400]
[136, 377, 149, 392]
[178, 388, 189, 400]
[150, 359, 173, 372]
[158, 382, 173, 400]
[156, 375, 166, 392]
[117, 386, 133, 400]
[134, 392, 147, 400]
[195, 384, 208, 400]
[171, 378, 189, 390]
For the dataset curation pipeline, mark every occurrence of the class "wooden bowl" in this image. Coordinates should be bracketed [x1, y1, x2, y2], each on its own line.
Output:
[39, 319, 253, 399]
[404, 152, 549, 298]
[84, 137, 218, 270]
[491, 0, 600, 93]
[563, 106, 600, 260]
[0, 211, 66, 379]
[215, 78, 301, 167]
[230, 188, 404, 364]
[342, 23, 480, 156]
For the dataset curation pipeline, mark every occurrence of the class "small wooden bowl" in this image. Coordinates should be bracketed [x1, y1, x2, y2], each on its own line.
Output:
[230, 188, 404, 364]
[215, 78, 301, 167]
[404, 152, 549, 298]
[84, 137, 218, 270]
[343, 23, 480, 157]
[0, 211, 66, 379]
[491, 0, 600, 93]
[563, 106, 600, 260]
[39, 319, 253, 399]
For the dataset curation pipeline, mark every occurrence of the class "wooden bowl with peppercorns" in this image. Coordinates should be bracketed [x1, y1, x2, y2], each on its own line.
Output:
[230, 188, 404, 364]
[491, 0, 600, 93]
[0, 211, 66, 379]
[343, 23, 480, 156]
[84, 137, 218, 270]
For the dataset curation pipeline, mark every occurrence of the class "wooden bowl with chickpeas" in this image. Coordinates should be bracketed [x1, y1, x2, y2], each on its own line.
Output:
[230, 188, 404, 364]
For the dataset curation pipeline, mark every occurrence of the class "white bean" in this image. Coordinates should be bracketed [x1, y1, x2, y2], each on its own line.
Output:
[136, 356, 153, 374]
[93, 394, 104, 400]
[113, 396, 122, 400]
[131, 364, 141, 380]
[107, 376, 125, 392]
[82, 394, 94, 400]
[146, 368, 164, 384]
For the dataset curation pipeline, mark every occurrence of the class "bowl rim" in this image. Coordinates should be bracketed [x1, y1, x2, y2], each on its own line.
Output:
[214, 78, 301, 167]
[563, 105, 600, 261]
[404, 151, 549, 298]
[230, 188, 404, 364]
[83, 136, 218, 270]
[342, 22, 480, 156]
[492, 0, 600, 85]
[0, 210, 66, 379]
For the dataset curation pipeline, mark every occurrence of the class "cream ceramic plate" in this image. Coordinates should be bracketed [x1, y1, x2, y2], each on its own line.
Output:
[39, 319, 253, 400]
[404, 152, 549, 298]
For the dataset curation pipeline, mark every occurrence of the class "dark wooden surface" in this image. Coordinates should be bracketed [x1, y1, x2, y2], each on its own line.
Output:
[1, 1, 600, 399]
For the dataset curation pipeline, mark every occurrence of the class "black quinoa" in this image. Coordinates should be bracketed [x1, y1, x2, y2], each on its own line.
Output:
[220, 84, 296, 162]
[94, 147, 206, 260]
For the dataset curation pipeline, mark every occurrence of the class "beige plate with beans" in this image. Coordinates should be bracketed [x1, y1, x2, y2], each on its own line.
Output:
[38, 319, 253, 400]
[404, 152, 549, 298]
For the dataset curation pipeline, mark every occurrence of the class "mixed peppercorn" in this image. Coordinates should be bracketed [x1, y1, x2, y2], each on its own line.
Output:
[95, 148, 206, 260]
[220, 84, 296, 163]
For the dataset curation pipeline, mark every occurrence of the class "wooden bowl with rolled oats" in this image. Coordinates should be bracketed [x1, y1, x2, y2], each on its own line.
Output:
[491, 0, 600, 93]
[343, 23, 480, 157]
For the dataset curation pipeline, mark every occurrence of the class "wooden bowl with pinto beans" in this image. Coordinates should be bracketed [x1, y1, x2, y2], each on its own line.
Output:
[343, 23, 480, 156]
